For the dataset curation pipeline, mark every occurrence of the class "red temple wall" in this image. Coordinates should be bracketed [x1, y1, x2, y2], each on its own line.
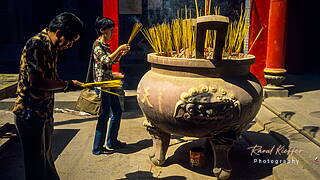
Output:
[103, 0, 120, 72]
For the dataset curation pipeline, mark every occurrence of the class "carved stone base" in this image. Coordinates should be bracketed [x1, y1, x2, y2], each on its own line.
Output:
[264, 74, 286, 90]
[144, 119, 170, 166]
[263, 68, 288, 98]
[264, 68, 287, 90]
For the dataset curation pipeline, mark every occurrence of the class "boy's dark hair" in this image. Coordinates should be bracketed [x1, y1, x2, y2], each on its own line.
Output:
[95, 17, 115, 36]
[49, 12, 83, 40]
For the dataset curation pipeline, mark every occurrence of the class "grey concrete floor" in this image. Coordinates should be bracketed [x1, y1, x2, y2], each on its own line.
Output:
[3, 73, 320, 180]
[0, 107, 275, 180]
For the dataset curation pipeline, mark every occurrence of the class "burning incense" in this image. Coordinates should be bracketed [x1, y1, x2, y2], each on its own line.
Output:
[205, 0, 212, 16]
[142, 23, 175, 56]
[214, 6, 221, 15]
[172, 19, 182, 54]
[142, 17, 195, 58]
[141, 25, 162, 55]
[141, 3, 254, 59]
[223, 4, 248, 57]
[194, 0, 199, 17]
[247, 27, 263, 54]
[127, 23, 143, 44]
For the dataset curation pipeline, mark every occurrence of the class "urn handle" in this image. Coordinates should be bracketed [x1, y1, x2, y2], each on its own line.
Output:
[195, 15, 229, 60]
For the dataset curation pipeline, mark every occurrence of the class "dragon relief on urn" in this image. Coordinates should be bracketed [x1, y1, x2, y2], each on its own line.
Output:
[173, 85, 241, 124]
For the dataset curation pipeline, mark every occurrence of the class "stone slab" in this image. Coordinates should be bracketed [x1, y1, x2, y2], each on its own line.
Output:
[255, 104, 320, 179]
[0, 109, 275, 180]
[263, 97, 320, 147]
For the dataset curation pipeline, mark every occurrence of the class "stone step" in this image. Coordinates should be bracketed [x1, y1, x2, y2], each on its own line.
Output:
[255, 104, 320, 179]
[0, 74, 18, 100]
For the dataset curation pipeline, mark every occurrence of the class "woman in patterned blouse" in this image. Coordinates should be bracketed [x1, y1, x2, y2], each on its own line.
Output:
[92, 17, 130, 155]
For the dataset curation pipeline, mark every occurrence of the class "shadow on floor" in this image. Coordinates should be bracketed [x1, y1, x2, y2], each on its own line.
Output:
[302, 126, 320, 138]
[0, 128, 80, 180]
[0, 136, 24, 180]
[113, 139, 152, 154]
[122, 96, 144, 119]
[284, 73, 320, 95]
[119, 171, 186, 180]
[52, 129, 80, 160]
[52, 108, 144, 126]
[122, 108, 144, 120]
[162, 131, 289, 180]
[53, 116, 97, 126]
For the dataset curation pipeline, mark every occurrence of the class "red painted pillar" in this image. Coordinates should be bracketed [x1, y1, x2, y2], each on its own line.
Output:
[103, 0, 120, 72]
[264, 0, 287, 74]
[249, 0, 270, 86]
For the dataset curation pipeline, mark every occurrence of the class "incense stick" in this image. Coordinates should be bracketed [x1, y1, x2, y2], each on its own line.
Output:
[194, 0, 199, 17]
[101, 89, 120, 96]
[247, 27, 263, 54]
[82, 80, 122, 88]
[127, 23, 143, 44]
[223, 4, 248, 57]
[141, 3, 252, 59]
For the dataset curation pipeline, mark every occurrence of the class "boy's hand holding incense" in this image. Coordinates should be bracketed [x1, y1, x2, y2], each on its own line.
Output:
[119, 44, 130, 54]
[109, 44, 130, 62]
[115, 44, 130, 61]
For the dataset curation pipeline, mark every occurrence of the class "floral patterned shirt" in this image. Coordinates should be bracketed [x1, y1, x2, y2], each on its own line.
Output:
[92, 40, 117, 83]
[12, 29, 60, 121]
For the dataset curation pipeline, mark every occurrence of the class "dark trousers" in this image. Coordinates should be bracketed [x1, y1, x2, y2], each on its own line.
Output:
[14, 114, 60, 180]
[92, 91, 122, 154]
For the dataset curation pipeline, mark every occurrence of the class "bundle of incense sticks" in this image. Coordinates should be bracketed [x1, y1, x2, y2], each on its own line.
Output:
[141, 23, 177, 57]
[82, 80, 122, 88]
[127, 23, 143, 44]
[141, 2, 255, 58]
[142, 18, 195, 58]
[223, 4, 248, 57]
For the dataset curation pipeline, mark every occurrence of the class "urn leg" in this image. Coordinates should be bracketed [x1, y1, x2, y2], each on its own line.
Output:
[208, 131, 237, 180]
[210, 143, 232, 180]
[144, 119, 170, 166]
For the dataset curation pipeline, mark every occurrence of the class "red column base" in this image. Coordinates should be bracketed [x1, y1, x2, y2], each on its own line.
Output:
[264, 68, 287, 90]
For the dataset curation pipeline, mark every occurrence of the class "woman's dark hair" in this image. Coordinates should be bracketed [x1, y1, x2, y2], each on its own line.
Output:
[48, 12, 83, 40]
[95, 17, 115, 36]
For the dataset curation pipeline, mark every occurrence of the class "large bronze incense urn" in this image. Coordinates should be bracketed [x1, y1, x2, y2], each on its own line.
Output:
[137, 16, 263, 180]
